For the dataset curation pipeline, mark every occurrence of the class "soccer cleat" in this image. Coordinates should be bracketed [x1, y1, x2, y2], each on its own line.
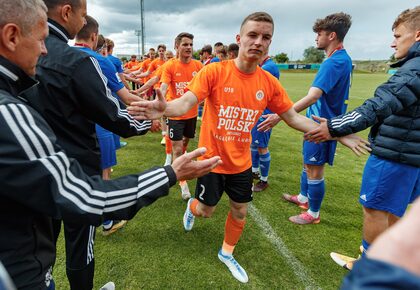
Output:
[282, 193, 309, 210]
[180, 182, 191, 201]
[218, 250, 249, 283]
[183, 198, 195, 231]
[160, 136, 166, 146]
[119, 141, 128, 148]
[330, 252, 360, 271]
[253, 180, 269, 192]
[99, 282, 115, 290]
[252, 171, 261, 180]
[102, 220, 127, 236]
[289, 212, 320, 225]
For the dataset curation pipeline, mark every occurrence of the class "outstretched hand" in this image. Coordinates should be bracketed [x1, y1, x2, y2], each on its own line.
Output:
[338, 134, 371, 156]
[127, 88, 167, 120]
[171, 147, 222, 181]
[257, 114, 281, 132]
[304, 115, 332, 142]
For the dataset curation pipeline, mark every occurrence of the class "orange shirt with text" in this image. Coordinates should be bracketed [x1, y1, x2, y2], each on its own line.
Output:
[188, 60, 293, 174]
[161, 59, 203, 120]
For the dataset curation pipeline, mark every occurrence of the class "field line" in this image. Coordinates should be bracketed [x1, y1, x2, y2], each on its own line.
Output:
[248, 203, 320, 290]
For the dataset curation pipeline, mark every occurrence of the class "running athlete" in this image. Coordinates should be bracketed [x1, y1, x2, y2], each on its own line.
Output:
[128, 12, 366, 283]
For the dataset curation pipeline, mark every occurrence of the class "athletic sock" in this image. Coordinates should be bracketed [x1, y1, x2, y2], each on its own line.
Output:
[165, 135, 172, 154]
[300, 168, 308, 198]
[189, 198, 199, 216]
[361, 239, 370, 257]
[259, 152, 271, 182]
[251, 144, 259, 171]
[162, 131, 167, 136]
[307, 178, 325, 213]
[222, 211, 246, 255]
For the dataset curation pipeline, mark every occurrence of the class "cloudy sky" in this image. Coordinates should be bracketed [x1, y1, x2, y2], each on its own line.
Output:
[88, 0, 415, 60]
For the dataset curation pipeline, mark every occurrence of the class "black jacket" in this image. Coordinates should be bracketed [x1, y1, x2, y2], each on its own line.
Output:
[25, 20, 151, 176]
[0, 57, 176, 289]
[328, 42, 420, 167]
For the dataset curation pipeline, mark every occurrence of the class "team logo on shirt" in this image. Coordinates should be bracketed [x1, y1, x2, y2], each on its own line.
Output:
[256, 90, 264, 101]
[192, 71, 197, 77]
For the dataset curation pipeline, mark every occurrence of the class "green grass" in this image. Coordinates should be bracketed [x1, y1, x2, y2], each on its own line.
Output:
[54, 72, 389, 289]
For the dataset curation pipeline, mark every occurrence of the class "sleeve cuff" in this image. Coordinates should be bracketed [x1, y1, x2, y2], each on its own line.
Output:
[163, 165, 177, 187]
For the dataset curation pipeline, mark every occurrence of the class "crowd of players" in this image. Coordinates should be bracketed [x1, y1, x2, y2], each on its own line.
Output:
[0, 0, 419, 289]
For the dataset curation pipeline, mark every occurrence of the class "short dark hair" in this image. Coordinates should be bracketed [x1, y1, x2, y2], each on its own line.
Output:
[228, 43, 239, 57]
[75, 15, 98, 41]
[240, 12, 274, 33]
[43, 0, 82, 10]
[175, 32, 194, 46]
[214, 42, 223, 47]
[96, 34, 106, 52]
[312, 12, 352, 42]
[201, 44, 212, 54]
[105, 38, 114, 52]
[157, 44, 166, 51]
[392, 6, 420, 31]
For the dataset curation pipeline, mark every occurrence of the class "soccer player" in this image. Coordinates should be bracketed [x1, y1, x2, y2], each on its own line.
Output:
[210, 41, 224, 63]
[0, 1, 222, 289]
[201, 44, 213, 65]
[106, 38, 130, 90]
[274, 12, 353, 224]
[160, 32, 204, 200]
[305, 6, 420, 270]
[128, 12, 366, 283]
[250, 50, 280, 192]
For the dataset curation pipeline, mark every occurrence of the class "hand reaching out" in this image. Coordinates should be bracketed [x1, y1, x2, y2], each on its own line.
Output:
[127, 88, 166, 120]
[337, 134, 371, 156]
[304, 115, 332, 142]
[257, 114, 281, 132]
[170, 147, 222, 181]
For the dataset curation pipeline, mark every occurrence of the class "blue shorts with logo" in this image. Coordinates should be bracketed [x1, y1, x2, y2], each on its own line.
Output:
[251, 125, 272, 148]
[359, 155, 420, 217]
[303, 140, 337, 166]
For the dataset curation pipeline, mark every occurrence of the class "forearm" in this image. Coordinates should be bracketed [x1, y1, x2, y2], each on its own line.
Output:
[284, 113, 319, 133]
[117, 87, 143, 105]
[293, 87, 322, 113]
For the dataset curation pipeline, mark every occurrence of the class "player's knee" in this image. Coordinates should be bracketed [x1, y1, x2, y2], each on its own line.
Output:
[199, 205, 216, 218]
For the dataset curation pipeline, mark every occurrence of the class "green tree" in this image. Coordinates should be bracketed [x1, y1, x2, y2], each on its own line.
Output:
[193, 50, 201, 60]
[273, 52, 289, 63]
[303, 46, 325, 63]
[389, 53, 396, 62]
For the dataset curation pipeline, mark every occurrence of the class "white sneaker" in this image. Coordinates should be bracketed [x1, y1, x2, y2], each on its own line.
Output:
[99, 282, 115, 290]
[164, 154, 172, 166]
[218, 250, 249, 283]
[183, 198, 195, 231]
[180, 182, 191, 201]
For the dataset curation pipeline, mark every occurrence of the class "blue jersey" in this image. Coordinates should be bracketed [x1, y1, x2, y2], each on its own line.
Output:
[75, 46, 124, 93]
[108, 54, 124, 74]
[260, 58, 280, 116]
[210, 56, 220, 63]
[307, 49, 352, 119]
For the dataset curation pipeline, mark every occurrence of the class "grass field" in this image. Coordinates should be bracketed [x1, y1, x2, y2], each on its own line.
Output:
[54, 72, 389, 289]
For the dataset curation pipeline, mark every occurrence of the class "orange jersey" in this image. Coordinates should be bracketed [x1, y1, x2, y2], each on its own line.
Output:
[125, 60, 140, 70]
[148, 58, 166, 89]
[140, 58, 153, 82]
[161, 59, 203, 120]
[152, 59, 175, 90]
[188, 60, 294, 174]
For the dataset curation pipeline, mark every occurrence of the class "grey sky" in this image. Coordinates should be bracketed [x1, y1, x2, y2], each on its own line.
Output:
[88, 0, 416, 60]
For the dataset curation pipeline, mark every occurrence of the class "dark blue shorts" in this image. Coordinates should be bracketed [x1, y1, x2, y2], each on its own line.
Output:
[359, 155, 420, 217]
[303, 140, 337, 166]
[96, 125, 117, 170]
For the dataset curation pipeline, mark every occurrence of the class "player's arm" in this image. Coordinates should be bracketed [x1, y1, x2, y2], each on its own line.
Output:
[74, 57, 151, 137]
[116, 87, 143, 104]
[293, 87, 323, 113]
[1, 103, 222, 225]
[279, 107, 319, 132]
[258, 87, 323, 132]
[305, 67, 420, 142]
[165, 91, 198, 117]
[132, 76, 159, 95]
[136, 70, 152, 79]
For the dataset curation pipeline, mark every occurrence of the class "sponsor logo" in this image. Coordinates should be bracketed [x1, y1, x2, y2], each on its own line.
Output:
[309, 157, 317, 162]
[360, 194, 367, 202]
[256, 90, 264, 101]
[192, 71, 197, 77]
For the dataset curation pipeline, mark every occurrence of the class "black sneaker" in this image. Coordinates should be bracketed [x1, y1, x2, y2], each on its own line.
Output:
[253, 180, 269, 192]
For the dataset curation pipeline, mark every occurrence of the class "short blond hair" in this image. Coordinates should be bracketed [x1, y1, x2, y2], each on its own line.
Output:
[392, 6, 420, 31]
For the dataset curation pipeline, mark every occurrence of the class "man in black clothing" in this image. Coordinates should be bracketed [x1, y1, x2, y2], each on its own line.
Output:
[22, 0, 171, 289]
[0, 2, 221, 289]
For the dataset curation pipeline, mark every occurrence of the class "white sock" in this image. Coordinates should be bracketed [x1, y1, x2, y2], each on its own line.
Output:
[252, 167, 259, 173]
[297, 193, 308, 203]
[307, 209, 319, 218]
[260, 176, 268, 182]
[221, 248, 232, 257]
